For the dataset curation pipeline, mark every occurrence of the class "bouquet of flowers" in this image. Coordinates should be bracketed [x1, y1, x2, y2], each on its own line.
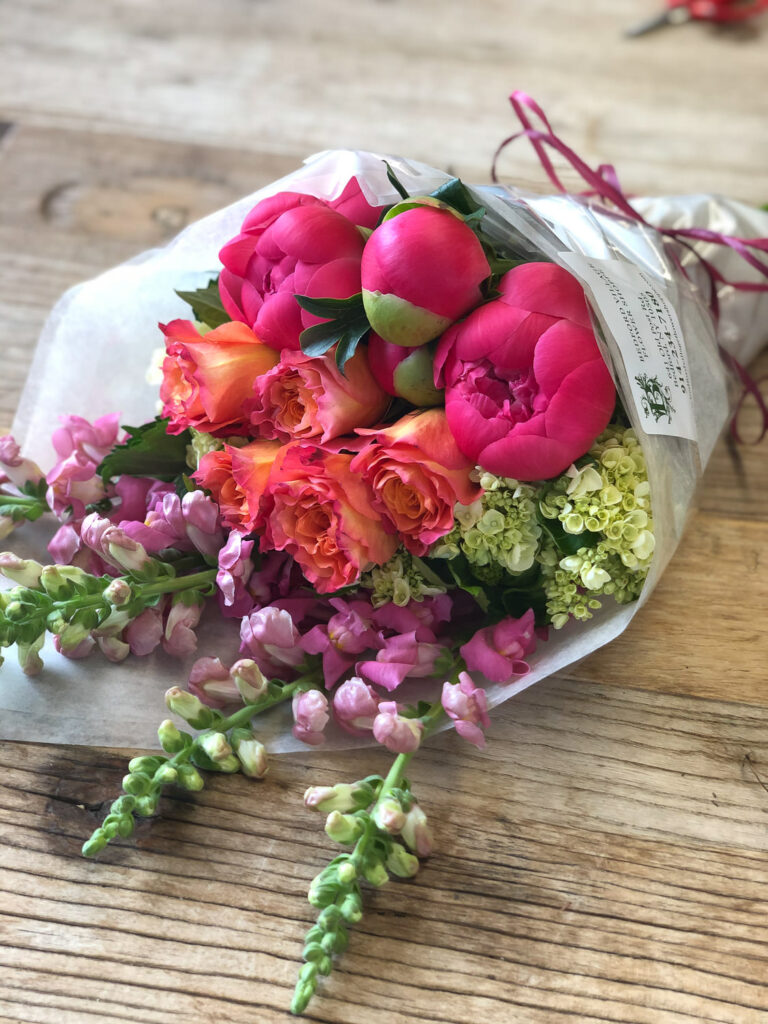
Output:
[1, 94, 767, 1014]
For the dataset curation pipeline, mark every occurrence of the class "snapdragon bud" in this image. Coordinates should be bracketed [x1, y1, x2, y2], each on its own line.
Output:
[165, 686, 216, 729]
[362, 856, 389, 887]
[401, 803, 433, 857]
[103, 577, 133, 607]
[194, 731, 240, 772]
[230, 658, 269, 703]
[176, 764, 205, 791]
[39, 564, 88, 599]
[386, 842, 420, 878]
[230, 727, 268, 778]
[303, 780, 376, 814]
[157, 719, 188, 754]
[324, 811, 365, 845]
[154, 763, 179, 786]
[0, 553, 44, 589]
[372, 797, 406, 834]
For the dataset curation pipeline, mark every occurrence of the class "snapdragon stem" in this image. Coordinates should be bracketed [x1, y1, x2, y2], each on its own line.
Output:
[55, 568, 216, 615]
[349, 699, 445, 870]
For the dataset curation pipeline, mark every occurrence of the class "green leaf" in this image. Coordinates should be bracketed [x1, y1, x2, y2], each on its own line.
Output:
[334, 321, 370, 376]
[299, 322, 345, 358]
[98, 418, 192, 484]
[536, 507, 600, 556]
[295, 293, 366, 319]
[384, 161, 410, 201]
[429, 178, 484, 218]
[175, 279, 230, 329]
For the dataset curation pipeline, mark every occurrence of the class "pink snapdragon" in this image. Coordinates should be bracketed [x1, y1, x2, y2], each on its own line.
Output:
[301, 598, 381, 688]
[80, 514, 152, 573]
[0, 435, 44, 490]
[45, 414, 120, 521]
[188, 656, 239, 707]
[124, 607, 164, 656]
[216, 531, 255, 615]
[441, 672, 490, 749]
[163, 600, 203, 657]
[357, 631, 448, 691]
[332, 677, 380, 735]
[292, 690, 329, 746]
[240, 606, 304, 676]
[460, 609, 537, 684]
[372, 701, 423, 753]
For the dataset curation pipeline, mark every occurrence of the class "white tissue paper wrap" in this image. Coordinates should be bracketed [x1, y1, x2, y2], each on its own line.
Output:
[4, 151, 768, 751]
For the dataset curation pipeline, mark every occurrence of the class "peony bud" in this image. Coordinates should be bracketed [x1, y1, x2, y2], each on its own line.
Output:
[361, 204, 489, 348]
[367, 335, 444, 406]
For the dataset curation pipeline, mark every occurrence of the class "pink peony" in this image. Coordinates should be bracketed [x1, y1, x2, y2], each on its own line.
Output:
[248, 347, 388, 443]
[218, 188, 377, 352]
[460, 608, 537, 684]
[441, 672, 490, 749]
[435, 262, 615, 481]
[351, 409, 481, 556]
[261, 443, 397, 593]
[160, 319, 279, 435]
[361, 204, 489, 348]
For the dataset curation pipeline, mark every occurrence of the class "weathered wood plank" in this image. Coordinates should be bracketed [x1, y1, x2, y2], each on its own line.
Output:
[2, 679, 768, 1023]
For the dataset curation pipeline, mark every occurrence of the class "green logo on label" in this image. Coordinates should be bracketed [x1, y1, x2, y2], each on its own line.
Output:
[634, 373, 675, 423]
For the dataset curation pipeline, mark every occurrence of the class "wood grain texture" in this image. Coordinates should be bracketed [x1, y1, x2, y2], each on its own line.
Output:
[1, 0, 768, 1021]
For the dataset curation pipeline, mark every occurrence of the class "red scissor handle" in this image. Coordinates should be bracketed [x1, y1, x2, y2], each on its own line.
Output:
[669, 0, 768, 22]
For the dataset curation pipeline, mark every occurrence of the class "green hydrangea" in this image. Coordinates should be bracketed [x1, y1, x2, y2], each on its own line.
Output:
[185, 430, 250, 471]
[432, 471, 543, 576]
[360, 551, 448, 608]
[538, 425, 655, 627]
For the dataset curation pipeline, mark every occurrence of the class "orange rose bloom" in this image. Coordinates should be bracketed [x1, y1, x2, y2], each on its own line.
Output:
[160, 319, 279, 435]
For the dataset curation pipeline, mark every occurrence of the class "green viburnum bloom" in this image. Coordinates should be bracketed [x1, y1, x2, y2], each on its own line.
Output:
[360, 550, 447, 608]
[538, 425, 655, 627]
[433, 471, 543, 576]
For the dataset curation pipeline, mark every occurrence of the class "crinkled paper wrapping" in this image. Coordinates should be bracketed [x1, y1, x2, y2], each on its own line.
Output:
[4, 151, 768, 751]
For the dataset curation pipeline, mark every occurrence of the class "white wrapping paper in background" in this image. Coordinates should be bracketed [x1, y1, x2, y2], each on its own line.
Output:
[4, 151, 768, 751]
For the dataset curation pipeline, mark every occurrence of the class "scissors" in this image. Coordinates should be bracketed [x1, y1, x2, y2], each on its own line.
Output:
[627, 0, 768, 37]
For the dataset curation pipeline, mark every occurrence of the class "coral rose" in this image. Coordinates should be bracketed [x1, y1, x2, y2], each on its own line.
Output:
[218, 184, 379, 352]
[261, 443, 397, 593]
[350, 409, 481, 556]
[160, 319, 279, 435]
[193, 440, 281, 532]
[435, 262, 615, 481]
[248, 346, 389, 443]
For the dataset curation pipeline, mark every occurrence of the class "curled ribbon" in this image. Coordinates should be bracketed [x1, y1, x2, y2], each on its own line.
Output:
[492, 90, 768, 443]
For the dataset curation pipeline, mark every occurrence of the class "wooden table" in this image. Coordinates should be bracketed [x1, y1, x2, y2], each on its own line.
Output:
[2, 3, 768, 1021]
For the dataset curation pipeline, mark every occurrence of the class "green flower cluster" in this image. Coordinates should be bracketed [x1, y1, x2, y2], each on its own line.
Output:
[538, 425, 654, 628]
[361, 551, 447, 608]
[432, 471, 542, 575]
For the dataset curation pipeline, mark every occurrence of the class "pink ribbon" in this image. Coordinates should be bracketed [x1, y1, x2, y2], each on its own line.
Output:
[492, 90, 768, 443]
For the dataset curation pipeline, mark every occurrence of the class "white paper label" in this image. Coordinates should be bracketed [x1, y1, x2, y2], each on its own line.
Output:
[559, 254, 696, 441]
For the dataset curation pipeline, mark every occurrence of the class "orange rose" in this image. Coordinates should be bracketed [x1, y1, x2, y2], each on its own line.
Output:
[351, 409, 481, 555]
[193, 440, 281, 531]
[160, 319, 279, 435]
